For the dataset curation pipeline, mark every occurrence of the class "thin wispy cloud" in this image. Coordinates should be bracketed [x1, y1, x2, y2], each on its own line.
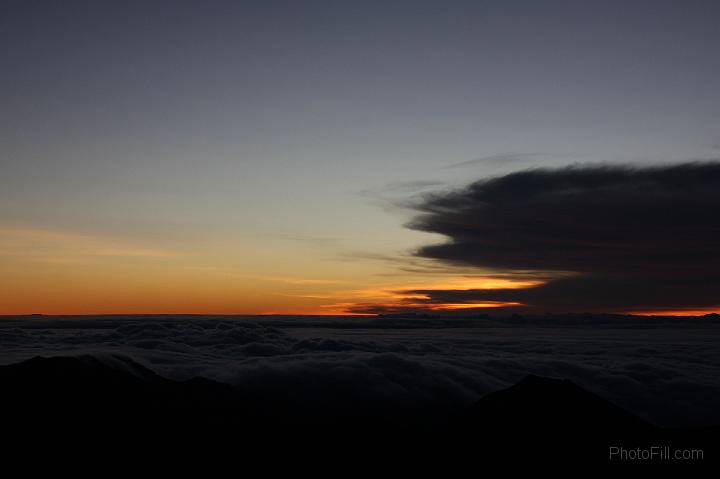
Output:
[446, 153, 546, 169]
[0, 227, 184, 261]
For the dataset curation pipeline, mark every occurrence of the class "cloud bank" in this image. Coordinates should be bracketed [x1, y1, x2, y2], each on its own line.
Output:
[397, 162, 720, 313]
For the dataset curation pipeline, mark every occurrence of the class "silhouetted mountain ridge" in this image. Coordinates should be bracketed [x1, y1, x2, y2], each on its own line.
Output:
[470, 374, 652, 433]
[1, 354, 716, 467]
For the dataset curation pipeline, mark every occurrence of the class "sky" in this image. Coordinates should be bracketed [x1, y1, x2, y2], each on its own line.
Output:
[2, 0, 720, 315]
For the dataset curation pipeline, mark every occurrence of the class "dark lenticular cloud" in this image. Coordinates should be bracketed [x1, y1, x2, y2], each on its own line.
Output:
[404, 162, 720, 313]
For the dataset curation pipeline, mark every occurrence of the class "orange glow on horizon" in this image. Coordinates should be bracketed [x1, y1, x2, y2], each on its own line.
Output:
[3, 224, 716, 317]
[418, 301, 522, 310]
[629, 309, 719, 317]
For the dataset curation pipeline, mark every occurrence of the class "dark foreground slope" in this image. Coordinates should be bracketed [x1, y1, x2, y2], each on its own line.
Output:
[1, 354, 715, 470]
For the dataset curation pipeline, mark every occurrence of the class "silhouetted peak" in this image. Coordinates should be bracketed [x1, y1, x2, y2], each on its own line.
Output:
[467, 374, 652, 437]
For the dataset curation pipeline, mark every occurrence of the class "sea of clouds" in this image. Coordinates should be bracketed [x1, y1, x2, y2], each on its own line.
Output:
[1, 315, 719, 428]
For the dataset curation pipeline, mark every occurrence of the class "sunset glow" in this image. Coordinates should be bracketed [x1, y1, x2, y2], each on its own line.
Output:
[2, 1, 719, 318]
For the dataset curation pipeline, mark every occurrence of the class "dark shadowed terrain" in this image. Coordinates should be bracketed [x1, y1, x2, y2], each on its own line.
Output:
[1, 314, 718, 470]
